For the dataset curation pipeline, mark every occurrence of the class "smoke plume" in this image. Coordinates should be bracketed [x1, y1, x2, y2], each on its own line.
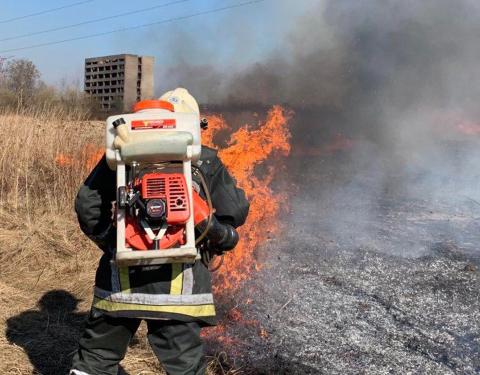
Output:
[152, 2, 480, 371]
[158, 0, 480, 257]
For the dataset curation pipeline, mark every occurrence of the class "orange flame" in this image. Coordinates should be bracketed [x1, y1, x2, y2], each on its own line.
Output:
[55, 143, 103, 171]
[54, 154, 74, 167]
[430, 111, 480, 136]
[201, 305, 269, 345]
[201, 106, 292, 348]
[259, 327, 269, 339]
[204, 105, 293, 292]
[83, 144, 105, 171]
[456, 121, 480, 135]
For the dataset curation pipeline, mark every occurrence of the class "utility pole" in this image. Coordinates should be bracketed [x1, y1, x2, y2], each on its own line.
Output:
[0, 55, 14, 85]
[0, 55, 14, 68]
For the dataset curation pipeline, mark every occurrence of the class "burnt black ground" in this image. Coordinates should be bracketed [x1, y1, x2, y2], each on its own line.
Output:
[253, 235, 479, 374]
[200, 109, 480, 374]
[209, 141, 480, 374]
[235, 196, 480, 374]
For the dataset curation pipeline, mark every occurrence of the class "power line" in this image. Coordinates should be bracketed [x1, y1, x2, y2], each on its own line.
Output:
[0, 0, 192, 42]
[0, 0, 95, 24]
[0, 0, 265, 54]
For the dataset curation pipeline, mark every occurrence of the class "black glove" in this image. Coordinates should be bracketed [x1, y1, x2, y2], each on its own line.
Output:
[87, 222, 116, 257]
[197, 216, 239, 256]
[211, 222, 239, 253]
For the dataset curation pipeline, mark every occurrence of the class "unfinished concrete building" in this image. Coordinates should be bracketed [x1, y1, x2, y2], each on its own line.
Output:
[84, 54, 154, 111]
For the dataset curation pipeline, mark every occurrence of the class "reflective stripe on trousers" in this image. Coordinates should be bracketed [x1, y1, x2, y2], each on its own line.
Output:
[70, 370, 91, 375]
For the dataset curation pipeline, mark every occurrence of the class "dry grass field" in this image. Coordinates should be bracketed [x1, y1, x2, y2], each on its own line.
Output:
[0, 108, 230, 375]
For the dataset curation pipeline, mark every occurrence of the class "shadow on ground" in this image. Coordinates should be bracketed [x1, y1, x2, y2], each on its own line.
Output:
[6, 290, 129, 375]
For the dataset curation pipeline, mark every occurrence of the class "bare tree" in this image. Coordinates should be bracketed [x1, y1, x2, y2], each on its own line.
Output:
[4, 58, 40, 107]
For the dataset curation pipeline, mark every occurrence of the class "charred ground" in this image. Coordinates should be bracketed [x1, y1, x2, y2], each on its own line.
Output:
[204, 107, 480, 374]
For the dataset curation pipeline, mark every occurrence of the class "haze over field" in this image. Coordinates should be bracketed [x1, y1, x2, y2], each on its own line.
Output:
[0, 1, 479, 373]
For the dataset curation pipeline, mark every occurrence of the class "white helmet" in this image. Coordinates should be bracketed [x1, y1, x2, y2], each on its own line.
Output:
[159, 87, 199, 115]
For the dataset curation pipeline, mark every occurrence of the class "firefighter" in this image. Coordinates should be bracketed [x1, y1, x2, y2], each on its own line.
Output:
[70, 88, 249, 375]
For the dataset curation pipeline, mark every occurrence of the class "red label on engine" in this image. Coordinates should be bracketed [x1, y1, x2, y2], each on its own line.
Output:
[131, 119, 176, 130]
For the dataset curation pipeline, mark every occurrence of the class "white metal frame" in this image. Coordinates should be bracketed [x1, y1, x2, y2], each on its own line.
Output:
[114, 150, 198, 266]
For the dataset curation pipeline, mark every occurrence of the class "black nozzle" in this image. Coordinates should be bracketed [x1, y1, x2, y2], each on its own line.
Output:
[197, 216, 239, 251]
[200, 118, 208, 130]
[112, 118, 126, 128]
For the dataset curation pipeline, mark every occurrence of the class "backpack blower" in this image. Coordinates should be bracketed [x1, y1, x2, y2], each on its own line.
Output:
[105, 88, 237, 266]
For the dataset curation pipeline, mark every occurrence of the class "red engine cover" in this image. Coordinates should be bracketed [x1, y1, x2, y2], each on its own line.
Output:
[141, 173, 190, 224]
[125, 173, 212, 251]
[125, 217, 186, 250]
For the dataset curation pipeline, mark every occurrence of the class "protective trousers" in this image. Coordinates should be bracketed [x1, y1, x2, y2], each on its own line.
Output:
[70, 311, 206, 375]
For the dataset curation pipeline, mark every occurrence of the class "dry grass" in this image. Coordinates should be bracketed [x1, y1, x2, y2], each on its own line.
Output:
[0, 108, 235, 375]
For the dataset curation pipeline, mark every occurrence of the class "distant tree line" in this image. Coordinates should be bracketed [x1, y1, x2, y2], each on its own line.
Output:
[0, 58, 103, 117]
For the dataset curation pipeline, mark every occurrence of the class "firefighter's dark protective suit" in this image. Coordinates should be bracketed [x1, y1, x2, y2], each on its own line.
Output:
[71, 146, 249, 375]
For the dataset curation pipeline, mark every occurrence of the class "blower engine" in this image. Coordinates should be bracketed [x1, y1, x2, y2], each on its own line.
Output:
[121, 170, 210, 251]
[105, 90, 236, 266]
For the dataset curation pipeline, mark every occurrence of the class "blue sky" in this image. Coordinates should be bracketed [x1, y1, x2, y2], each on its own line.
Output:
[0, 0, 316, 88]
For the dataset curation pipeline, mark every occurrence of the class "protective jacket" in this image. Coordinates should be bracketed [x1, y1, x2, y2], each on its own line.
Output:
[75, 146, 249, 326]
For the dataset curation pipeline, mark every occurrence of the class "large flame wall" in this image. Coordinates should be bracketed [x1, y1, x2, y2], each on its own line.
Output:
[203, 105, 292, 291]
